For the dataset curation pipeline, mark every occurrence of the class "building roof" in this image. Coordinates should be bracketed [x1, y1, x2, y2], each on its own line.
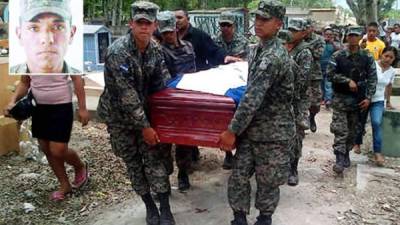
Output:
[84, 25, 111, 34]
[286, 7, 310, 16]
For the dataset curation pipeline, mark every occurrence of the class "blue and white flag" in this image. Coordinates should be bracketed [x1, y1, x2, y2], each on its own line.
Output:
[168, 61, 248, 105]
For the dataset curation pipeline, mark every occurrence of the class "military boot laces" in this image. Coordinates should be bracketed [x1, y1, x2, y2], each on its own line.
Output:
[287, 167, 299, 186]
[254, 215, 272, 225]
[231, 211, 248, 225]
[309, 114, 317, 133]
[158, 193, 175, 225]
[333, 153, 345, 174]
[223, 152, 234, 170]
[192, 148, 200, 162]
[141, 194, 160, 225]
[178, 170, 190, 191]
[288, 159, 299, 186]
[343, 151, 351, 168]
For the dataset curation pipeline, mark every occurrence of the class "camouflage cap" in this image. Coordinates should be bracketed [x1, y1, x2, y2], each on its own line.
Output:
[305, 18, 314, 28]
[251, 0, 286, 21]
[347, 26, 364, 36]
[157, 11, 176, 33]
[20, 0, 72, 22]
[277, 29, 293, 43]
[287, 18, 307, 31]
[219, 11, 235, 24]
[324, 25, 333, 31]
[131, 1, 159, 22]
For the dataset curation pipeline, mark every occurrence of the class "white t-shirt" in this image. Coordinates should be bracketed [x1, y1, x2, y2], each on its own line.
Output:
[372, 61, 396, 103]
[390, 32, 400, 48]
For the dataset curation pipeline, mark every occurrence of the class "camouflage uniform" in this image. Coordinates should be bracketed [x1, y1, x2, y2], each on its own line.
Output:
[214, 32, 249, 59]
[213, 11, 249, 59]
[305, 32, 325, 113]
[327, 28, 377, 157]
[227, 0, 295, 216]
[160, 39, 196, 77]
[97, 3, 171, 195]
[287, 18, 313, 161]
[158, 11, 197, 181]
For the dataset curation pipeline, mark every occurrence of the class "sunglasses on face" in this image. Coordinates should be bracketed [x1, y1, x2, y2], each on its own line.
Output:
[220, 23, 233, 28]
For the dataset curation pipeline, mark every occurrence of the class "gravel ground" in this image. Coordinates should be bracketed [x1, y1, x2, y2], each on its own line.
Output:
[1, 109, 399, 225]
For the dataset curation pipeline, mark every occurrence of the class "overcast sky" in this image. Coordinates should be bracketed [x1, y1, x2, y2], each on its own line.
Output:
[335, 0, 349, 9]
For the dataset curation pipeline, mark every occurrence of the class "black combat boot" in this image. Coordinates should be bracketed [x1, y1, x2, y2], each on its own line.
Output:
[192, 147, 200, 162]
[158, 192, 175, 225]
[223, 151, 234, 170]
[333, 152, 346, 174]
[178, 170, 190, 191]
[165, 149, 174, 176]
[309, 113, 317, 133]
[343, 150, 351, 168]
[254, 214, 272, 225]
[141, 193, 160, 225]
[287, 158, 299, 186]
[231, 211, 248, 225]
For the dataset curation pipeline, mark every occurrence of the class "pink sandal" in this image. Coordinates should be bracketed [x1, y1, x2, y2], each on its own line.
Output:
[72, 162, 90, 189]
[50, 191, 71, 202]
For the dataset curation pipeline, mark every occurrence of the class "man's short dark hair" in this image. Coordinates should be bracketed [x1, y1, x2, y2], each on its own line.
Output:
[393, 23, 400, 27]
[174, 8, 189, 18]
[367, 22, 379, 28]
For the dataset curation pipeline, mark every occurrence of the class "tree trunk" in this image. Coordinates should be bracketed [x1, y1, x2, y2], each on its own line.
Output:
[365, 0, 378, 23]
[346, 0, 381, 25]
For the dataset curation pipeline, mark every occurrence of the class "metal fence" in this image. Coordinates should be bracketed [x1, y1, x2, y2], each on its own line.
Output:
[189, 9, 247, 37]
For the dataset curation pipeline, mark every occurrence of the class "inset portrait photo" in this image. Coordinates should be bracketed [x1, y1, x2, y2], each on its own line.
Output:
[9, 0, 83, 75]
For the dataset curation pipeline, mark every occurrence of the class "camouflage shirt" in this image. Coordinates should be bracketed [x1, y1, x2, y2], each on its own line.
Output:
[327, 48, 377, 111]
[288, 41, 313, 113]
[228, 37, 295, 141]
[97, 33, 171, 129]
[305, 33, 325, 80]
[161, 39, 196, 76]
[10, 61, 81, 74]
[213, 32, 249, 59]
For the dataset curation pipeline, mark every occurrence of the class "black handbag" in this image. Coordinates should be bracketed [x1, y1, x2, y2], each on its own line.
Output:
[9, 90, 36, 121]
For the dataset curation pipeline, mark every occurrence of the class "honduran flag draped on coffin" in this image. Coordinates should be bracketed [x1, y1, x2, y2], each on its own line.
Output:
[167, 61, 248, 105]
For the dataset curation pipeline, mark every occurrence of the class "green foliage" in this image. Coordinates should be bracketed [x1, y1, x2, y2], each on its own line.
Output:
[379, 0, 398, 20]
[383, 9, 400, 19]
[233, 0, 334, 9]
[84, 0, 335, 24]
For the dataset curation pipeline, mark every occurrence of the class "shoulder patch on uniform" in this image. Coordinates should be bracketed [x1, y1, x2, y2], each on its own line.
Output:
[119, 64, 129, 73]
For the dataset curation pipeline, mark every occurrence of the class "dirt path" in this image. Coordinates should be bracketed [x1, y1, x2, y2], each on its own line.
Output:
[1, 108, 398, 225]
[85, 108, 400, 225]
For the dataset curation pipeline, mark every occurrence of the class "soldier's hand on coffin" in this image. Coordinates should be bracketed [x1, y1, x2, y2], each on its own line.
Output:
[142, 127, 160, 146]
[358, 99, 370, 111]
[218, 130, 236, 151]
[348, 80, 358, 92]
[224, 55, 243, 64]
[78, 108, 90, 126]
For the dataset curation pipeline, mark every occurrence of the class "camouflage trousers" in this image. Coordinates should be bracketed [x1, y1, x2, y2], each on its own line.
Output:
[330, 109, 359, 154]
[160, 144, 195, 175]
[308, 80, 322, 114]
[290, 129, 305, 161]
[228, 138, 290, 215]
[107, 125, 170, 196]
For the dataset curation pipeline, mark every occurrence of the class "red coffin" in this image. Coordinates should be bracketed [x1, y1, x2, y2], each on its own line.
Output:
[148, 88, 236, 148]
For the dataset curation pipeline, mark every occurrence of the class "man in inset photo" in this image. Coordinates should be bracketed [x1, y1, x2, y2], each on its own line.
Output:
[10, 0, 82, 75]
